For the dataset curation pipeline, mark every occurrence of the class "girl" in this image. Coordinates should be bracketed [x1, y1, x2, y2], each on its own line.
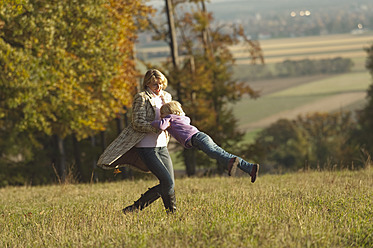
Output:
[151, 101, 259, 182]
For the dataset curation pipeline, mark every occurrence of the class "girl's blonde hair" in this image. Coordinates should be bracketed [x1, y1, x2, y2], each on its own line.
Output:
[142, 69, 168, 90]
[160, 101, 185, 116]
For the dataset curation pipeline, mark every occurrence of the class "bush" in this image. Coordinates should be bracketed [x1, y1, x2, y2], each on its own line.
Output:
[236, 57, 354, 81]
[242, 111, 363, 172]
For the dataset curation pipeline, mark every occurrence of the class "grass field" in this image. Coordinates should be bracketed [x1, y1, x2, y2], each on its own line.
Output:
[231, 33, 373, 135]
[232, 71, 371, 132]
[1, 167, 371, 247]
[139, 33, 373, 65]
[232, 33, 373, 64]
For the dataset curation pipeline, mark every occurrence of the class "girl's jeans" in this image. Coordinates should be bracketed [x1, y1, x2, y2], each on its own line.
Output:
[191, 132, 253, 174]
[136, 147, 175, 197]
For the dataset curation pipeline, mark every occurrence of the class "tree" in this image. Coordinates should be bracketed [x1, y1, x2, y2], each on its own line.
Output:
[146, 0, 262, 174]
[243, 112, 361, 172]
[357, 43, 373, 159]
[0, 0, 151, 183]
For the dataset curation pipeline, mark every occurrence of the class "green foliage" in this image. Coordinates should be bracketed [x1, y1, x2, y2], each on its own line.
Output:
[276, 57, 354, 77]
[0, 0, 148, 139]
[1, 168, 372, 247]
[0, 0, 152, 185]
[243, 112, 362, 172]
[357, 42, 373, 157]
[238, 57, 354, 81]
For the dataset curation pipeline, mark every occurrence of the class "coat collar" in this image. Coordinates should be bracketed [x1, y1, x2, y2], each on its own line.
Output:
[145, 88, 165, 108]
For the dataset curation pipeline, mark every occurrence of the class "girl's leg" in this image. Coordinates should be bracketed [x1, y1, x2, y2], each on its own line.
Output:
[191, 132, 257, 178]
[191, 132, 234, 166]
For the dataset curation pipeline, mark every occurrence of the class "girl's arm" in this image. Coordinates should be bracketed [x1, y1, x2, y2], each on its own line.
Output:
[151, 117, 171, 131]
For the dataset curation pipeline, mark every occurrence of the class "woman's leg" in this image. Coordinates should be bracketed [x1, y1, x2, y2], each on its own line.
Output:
[136, 147, 176, 212]
[122, 184, 162, 214]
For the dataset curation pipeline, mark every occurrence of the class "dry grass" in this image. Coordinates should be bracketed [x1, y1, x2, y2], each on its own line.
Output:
[1, 167, 372, 247]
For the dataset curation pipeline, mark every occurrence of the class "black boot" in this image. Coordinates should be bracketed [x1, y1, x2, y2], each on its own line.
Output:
[162, 193, 177, 213]
[122, 185, 161, 214]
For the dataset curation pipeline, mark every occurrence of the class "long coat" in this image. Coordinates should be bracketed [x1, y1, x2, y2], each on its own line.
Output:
[97, 89, 172, 172]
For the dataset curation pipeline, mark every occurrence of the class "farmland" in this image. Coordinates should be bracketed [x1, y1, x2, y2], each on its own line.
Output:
[1, 167, 371, 247]
[137, 33, 373, 65]
[234, 71, 371, 132]
[139, 32, 373, 157]
[229, 33, 373, 139]
[232, 33, 373, 64]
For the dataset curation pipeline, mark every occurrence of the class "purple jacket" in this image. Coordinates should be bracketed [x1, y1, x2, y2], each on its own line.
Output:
[151, 114, 199, 148]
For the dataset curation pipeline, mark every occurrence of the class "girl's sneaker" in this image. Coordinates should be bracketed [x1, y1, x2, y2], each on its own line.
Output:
[250, 164, 259, 183]
[228, 157, 239, 176]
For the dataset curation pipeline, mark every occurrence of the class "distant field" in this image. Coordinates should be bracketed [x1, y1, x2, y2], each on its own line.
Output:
[230, 33, 373, 141]
[137, 33, 373, 145]
[232, 33, 373, 64]
[138, 33, 373, 65]
[1, 168, 372, 247]
[233, 72, 371, 132]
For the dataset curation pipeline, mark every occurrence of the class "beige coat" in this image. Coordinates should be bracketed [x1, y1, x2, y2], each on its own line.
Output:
[97, 89, 172, 172]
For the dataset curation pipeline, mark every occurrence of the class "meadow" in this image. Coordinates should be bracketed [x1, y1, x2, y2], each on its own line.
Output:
[1, 167, 371, 247]
[2, 34, 372, 247]
[233, 71, 371, 132]
[232, 33, 373, 64]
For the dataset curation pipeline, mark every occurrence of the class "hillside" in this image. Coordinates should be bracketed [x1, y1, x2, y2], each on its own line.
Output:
[2, 168, 372, 247]
[233, 71, 370, 132]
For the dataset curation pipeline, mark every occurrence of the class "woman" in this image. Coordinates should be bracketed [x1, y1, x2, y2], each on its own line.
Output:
[97, 69, 176, 214]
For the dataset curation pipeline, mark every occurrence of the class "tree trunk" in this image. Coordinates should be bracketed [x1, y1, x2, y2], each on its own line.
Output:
[183, 148, 196, 176]
[165, 0, 196, 176]
[100, 131, 106, 152]
[201, 1, 213, 57]
[72, 134, 82, 182]
[165, 0, 182, 102]
[91, 136, 98, 183]
[57, 136, 66, 182]
[165, 0, 179, 70]
[116, 113, 125, 134]
[116, 111, 133, 179]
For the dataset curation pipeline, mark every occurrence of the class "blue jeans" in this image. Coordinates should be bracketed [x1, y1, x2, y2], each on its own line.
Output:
[191, 132, 253, 174]
[136, 147, 175, 197]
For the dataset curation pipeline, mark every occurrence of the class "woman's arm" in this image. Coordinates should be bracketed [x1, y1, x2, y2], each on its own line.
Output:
[131, 93, 158, 133]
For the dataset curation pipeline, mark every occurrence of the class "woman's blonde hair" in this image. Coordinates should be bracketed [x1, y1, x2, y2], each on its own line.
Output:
[160, 101, 185, 116]
[142, 69, 168, 90]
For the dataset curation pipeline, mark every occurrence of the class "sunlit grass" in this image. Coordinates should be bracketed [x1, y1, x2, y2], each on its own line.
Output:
[1, 168, 372, 247]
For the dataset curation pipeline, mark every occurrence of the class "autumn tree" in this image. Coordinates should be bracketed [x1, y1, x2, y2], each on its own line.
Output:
[147, 0, 262, 174]
[0, 0, 151, 183]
